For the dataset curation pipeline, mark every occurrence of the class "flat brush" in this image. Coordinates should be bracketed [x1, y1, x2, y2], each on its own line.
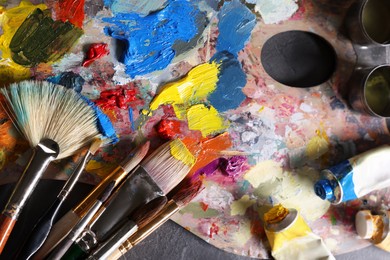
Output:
[0, 81, 100, 253]
[33, 141, 150, 260]
[74, 139, 195, 254]
[16, 138, 103, 260]
[48, 181, 116, 260]
[79, 196, 167, 260]
[107, 179, 203, 260]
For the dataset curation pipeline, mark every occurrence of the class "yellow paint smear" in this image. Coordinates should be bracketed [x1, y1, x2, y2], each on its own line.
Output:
[306, 128, 329, 160]
[149, 62, 220, 115]
[169, 139, 196, 167]
[264, 205, 311, 253]
[230, 195, 256, 216]
[244, 160, 283, 188]
[187, 104, 229, 137]
[85, 160, 117, 178]
[0, 1, 47, 84]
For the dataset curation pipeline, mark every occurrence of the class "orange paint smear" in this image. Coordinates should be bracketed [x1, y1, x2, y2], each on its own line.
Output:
[55, 0, 85, 28]
[0, 98, 16, 150]
[200, 202, 209, 212]
[182, 132, 232, 177]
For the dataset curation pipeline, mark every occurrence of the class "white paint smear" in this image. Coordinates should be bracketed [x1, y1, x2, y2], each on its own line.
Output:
[250, 0, 299, 24]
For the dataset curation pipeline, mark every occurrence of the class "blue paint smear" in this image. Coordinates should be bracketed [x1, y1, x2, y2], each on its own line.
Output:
[216, 0, 256, 55]
[208, 51, 247, 112]
[47, 72, 85, 93]
[103, 0, 201, 78]
[81, 96, 119, 144]
[128, 107, 135, 131]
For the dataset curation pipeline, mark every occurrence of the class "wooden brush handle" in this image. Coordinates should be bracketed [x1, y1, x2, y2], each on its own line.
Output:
[0, 214, 16, 253]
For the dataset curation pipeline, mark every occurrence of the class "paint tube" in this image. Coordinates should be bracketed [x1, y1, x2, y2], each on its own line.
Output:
[355, 210, 390, 252]
[263, 204, 335, 260]
[314, 145, 390, 204]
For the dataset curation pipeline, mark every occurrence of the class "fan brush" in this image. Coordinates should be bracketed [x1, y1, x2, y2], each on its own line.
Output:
[0, 80, 100, 253]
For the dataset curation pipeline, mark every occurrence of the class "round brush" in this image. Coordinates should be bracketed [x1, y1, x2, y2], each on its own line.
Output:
[0, 80, 101, 253]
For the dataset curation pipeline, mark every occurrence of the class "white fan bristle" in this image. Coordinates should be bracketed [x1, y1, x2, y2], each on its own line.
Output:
[0, 80, 101, 159]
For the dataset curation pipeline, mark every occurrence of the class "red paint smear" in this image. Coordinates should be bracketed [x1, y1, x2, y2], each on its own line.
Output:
[182, 132, 232, 177]
[290, 0, 306, 21]
[199, 202, 209, 212]
[83, 43, 110, 67]
[250, 219, 264, 236]
[55, 0, 85, 28]
[94, 87, 137, 110]
[156, 119, 183, 140]
[209, 223, 219, 238]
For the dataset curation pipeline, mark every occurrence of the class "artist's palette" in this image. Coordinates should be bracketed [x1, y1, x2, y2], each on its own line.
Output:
[1, 0, 390, 258]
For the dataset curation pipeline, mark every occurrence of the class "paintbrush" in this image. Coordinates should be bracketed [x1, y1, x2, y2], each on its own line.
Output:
[106, 179, 203, 260]
[15, 138, 103, 260]
[78, 196, 167, 260]
[32, 141, 150, 260]
[63, 139, 195, 257]
[47, 181, 116, 260]
[0, 81, 100, 253]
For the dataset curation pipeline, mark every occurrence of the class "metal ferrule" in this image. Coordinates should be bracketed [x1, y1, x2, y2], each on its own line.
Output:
[58, 151, 92, 201]
[81, 165, 164, 250]
[2, 139, 59, 219]
[77, 228, 99, 252]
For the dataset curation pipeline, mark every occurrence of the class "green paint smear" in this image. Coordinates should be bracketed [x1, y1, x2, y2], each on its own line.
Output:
[331, 214, 337, 225]
[10, 8, 83, 67]
[180, 202, 220, 218]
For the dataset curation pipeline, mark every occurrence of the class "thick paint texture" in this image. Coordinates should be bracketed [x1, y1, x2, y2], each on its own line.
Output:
[208, 52, 247, 112]
[217, 0, 256, 55]
[82, 43, 109, 67]
[54, 0, 85, 28]
[9, 8, 83, 66]
[156, 119, 183, 139]
[0, 1, 46, 84]
[81, 96, 119, 144]
[149, 62, 220, 116]
[183, 132, 232, 177]
[103, 0, 203, 77]
[104, 0, 168, 16]
[94, 88, 137, 110]
[170, 139, 196, 167]
[187, 104, 229, 137]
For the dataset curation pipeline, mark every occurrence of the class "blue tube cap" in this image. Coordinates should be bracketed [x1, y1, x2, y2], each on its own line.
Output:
[314, 179, 334, 201]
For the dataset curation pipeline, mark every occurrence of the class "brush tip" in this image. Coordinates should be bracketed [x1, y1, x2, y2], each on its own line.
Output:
[172, 179, 203, 207]
[121, 141, 150, 173]
[131, 196, 168, 227]
[142, 140, 195, 194]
